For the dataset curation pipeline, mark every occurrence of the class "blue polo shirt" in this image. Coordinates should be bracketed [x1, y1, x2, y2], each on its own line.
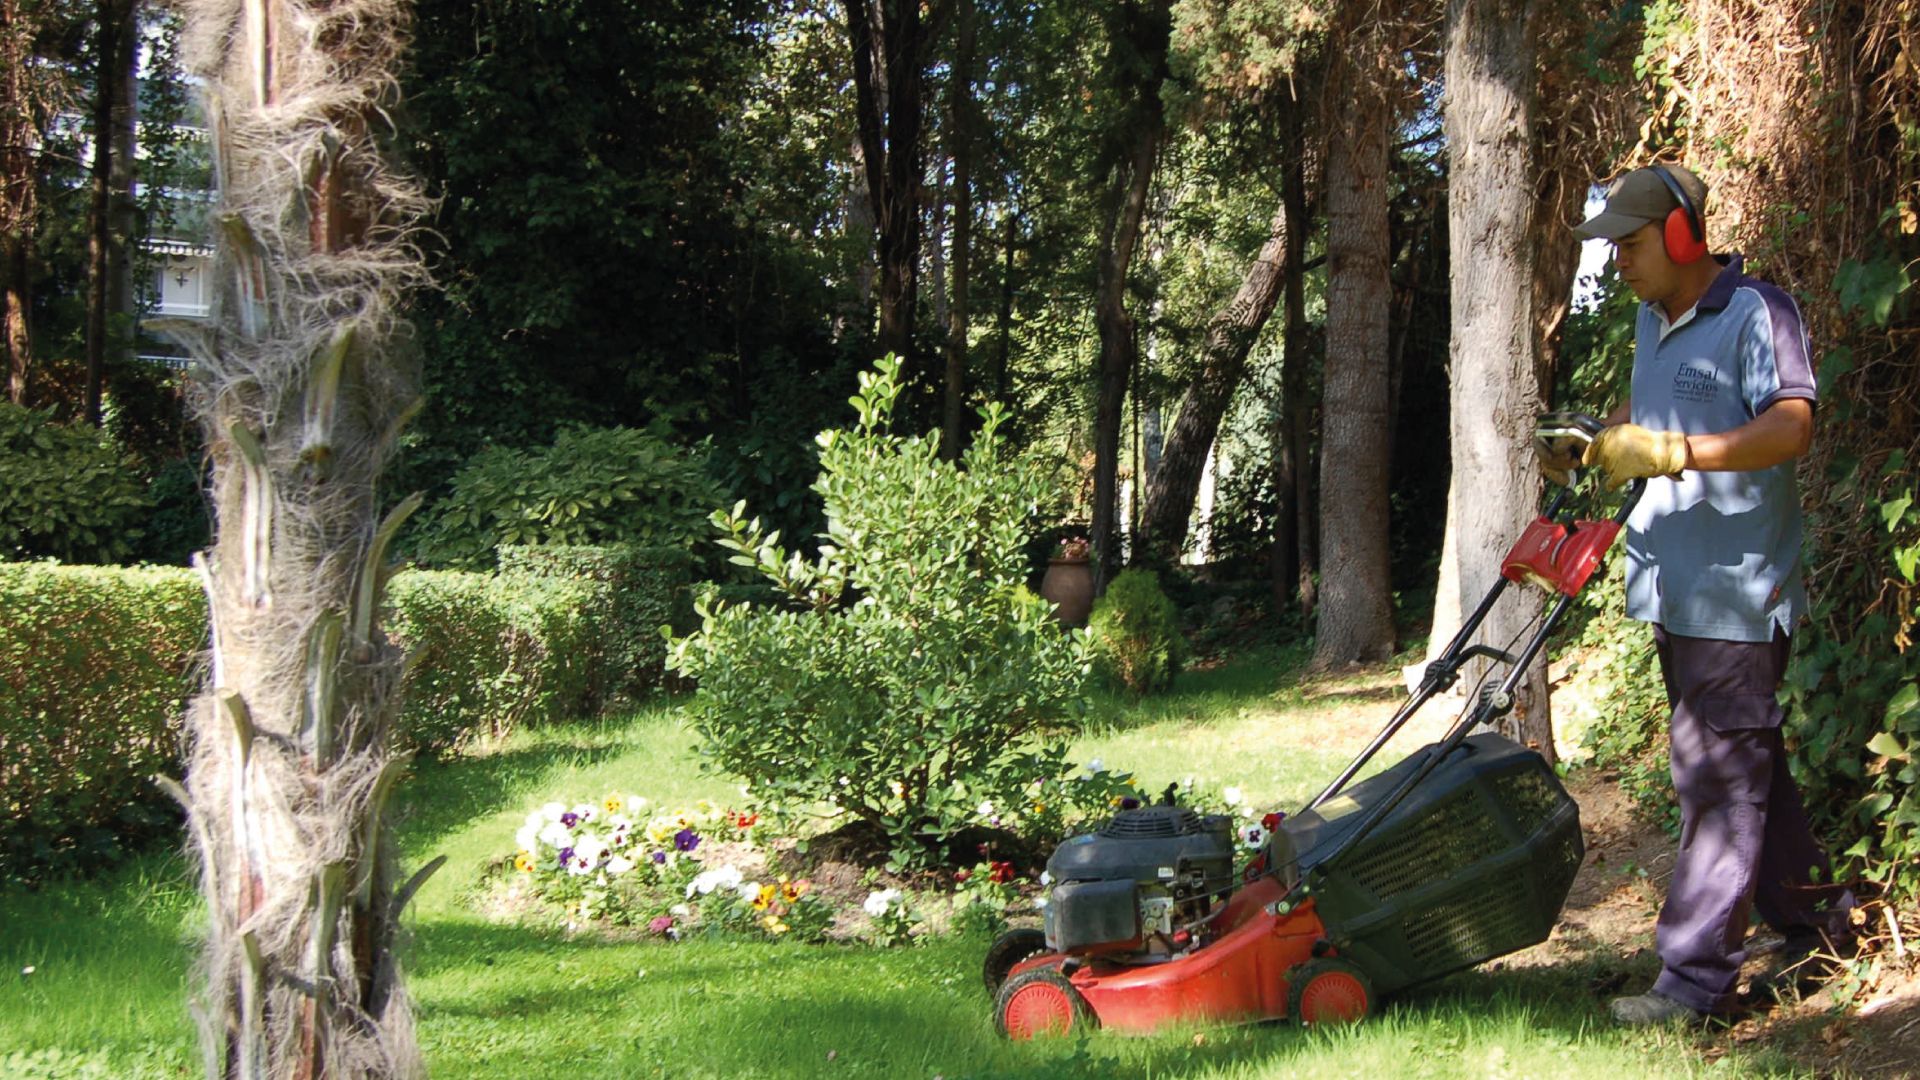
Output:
[1624, 254, 1817, 643]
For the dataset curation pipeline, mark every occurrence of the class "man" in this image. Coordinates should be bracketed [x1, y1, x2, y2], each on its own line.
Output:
[1571, 164, 1853, 1024]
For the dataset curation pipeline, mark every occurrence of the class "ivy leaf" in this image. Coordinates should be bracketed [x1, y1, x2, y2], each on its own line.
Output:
[1865, 731, 1909, 761]
[1881, 494, 1913, 532]
[1836, 257, 1911, 327]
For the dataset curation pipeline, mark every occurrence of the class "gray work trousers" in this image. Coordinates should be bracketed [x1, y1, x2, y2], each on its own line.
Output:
[1649, 624, 1854, 1013]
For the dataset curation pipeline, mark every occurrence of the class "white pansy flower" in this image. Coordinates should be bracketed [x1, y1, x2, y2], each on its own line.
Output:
[626, 795, 648, 814]
[670, 904, 690, 917]
[862, 888, 902, 917]
[976, 800, 995, 817]
[1223, 786, 1243, 807]
[1085, 758, 1105, 775]
[538, 821, 572, 849]
[737, 881, 762, 905]
[515, 824, 539, 851]
[524, 810, 545, 830]
[571, 802, 599, 824]
[542, 802, 567, 822]
[606, 855, 635, 876]
[687, 865, 744, 898]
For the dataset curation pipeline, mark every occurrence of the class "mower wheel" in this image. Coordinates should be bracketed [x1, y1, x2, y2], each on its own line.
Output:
[994, 967, 1098, 1040]
[982, 928, 1051, 992]
[1285, 959, 1373, 1026]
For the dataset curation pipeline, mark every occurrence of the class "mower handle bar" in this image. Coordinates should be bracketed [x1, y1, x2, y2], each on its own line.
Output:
[1282, 478, 1644, 902]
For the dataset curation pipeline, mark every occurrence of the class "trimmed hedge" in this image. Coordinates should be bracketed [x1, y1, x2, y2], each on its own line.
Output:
[0, 564, 205, 875]
[497, 543, 692, 704]
[0, 547, 683, 881]
[386, 569, 600, 751]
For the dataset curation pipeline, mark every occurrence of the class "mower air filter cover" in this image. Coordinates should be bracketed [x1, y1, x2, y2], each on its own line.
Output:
[1044, 878, 1141, 954]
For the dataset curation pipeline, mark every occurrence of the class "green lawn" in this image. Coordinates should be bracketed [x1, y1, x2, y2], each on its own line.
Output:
[0, 648, 1812, 1078]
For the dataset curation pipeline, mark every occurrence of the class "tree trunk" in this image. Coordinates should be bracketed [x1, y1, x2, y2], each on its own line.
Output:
[167, 0, 432, 1074]
[1, 0, 37, 406]
[843, 0, 925, 364]
[1089, 0, 1170, 592]
[1439, 0, 1551, 757]
[84, 0, 133, 427]
[994, 206, 1015, 403]
[1311, 52, 1396, 669]
[2, 232, 27, 405]
[1277, 131, 1319, 618]
[941, 0, 975, 460]
[1136, 199, 1289, 566]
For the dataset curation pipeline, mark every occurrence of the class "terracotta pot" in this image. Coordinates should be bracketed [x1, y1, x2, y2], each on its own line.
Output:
[1039, 557, 1094, 627]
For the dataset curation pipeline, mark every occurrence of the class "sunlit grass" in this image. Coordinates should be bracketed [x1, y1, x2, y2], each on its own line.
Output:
[0, 648, 1804, 1078]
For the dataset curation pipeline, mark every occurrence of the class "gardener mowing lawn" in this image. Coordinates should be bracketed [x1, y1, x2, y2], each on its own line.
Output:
[1571, 164, 1857, 1026]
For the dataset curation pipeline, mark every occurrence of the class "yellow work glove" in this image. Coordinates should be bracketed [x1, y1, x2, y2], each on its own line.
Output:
[1582, 423, 1688, 491]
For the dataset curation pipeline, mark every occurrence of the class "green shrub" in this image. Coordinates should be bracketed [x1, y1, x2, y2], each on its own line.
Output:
[0, 563, 204, 880]
[1086, 568, 1187, 694]
[410, 424, 720, 570]
[387, 569, 601, 751]
[669, 356, 1092, 871]
[0, 403, 152, 564]
[497, 544, 692, 703]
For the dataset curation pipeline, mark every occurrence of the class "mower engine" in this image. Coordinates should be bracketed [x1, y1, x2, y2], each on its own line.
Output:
[1042, 803, 1237, 961]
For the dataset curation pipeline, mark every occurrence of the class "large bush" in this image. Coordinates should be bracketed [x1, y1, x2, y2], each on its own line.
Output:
[1087, 568, 1187, 695]
[410, 425, 720, 569]
[0, 564, 204, 878]
[0, 403, 152, 564]
[669, 356, 1092, 870]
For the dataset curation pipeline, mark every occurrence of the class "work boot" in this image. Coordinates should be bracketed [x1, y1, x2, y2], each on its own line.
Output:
[1609, 990, 1704, 1026]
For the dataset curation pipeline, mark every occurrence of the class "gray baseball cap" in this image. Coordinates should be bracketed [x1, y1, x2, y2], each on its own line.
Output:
[1572, 165, 1709, 241]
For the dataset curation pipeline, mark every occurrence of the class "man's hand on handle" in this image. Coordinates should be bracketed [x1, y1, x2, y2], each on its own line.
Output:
[1584, 423, 1688, 491]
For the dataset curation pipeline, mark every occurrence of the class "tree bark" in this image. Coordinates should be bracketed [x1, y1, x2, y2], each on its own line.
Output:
[1311, 50, 1396, 669]
[993, 206, 1014, 403]
[941, 0, 975, 460]
[1089, 0, 1170, 592]
[1136, 199, 1289, 566]
[84, 0, 133, 427]
[170, 1, 432, 1074]
[1438, 0, 1552, 757]
[843, 0, 926, 363]
[1, 0, 37, 405]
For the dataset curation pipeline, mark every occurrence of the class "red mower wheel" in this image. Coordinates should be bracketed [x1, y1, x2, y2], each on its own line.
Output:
[994, 967, 1097, 1040]
[1286, 959, 1373, 1026]
[982, 928, 1051, 992]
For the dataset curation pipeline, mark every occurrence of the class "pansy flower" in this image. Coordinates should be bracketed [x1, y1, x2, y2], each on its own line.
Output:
[513, 851, 536, 873]
[673, 827, 701, 853]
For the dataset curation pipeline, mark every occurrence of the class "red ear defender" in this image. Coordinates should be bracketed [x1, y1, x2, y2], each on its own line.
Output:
[1664, 205, 1708, 264]
[1652, 165, 1708, 264]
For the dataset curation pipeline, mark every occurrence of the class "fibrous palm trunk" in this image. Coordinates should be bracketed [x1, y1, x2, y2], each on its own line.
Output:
[160, 1, 432, 1076]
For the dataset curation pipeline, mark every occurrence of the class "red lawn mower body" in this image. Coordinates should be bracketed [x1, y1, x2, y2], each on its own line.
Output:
[998, 877, 1367, 1037]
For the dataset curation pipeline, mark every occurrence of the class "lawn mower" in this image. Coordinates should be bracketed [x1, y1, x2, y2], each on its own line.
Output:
[985, 412, 1643, 1039]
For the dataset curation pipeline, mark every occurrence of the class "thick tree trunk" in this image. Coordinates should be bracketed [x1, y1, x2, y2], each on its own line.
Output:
[1439, 0, 1551, 757]
[1092, 127, 1157, 588]
[1, 0, 43, 406]
[1089, 0, 1170, 591]
[941, 0, 975, 460]
[1136, 200, 1290, 566]
[2, 232, 27, 405]
[84, 0, 133, 427]
[844, 0, 925, 364]
[1276, 137, 1319, 618]
[168, 1, 432, 1075]
[1312, 57, 1395, 669]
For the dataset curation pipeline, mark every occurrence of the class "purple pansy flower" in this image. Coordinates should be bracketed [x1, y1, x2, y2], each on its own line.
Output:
[651, 850, 668, 865]
[673, 828, 700, 852]
[557, 847, 574, 867]
[560, 811, 579, 828]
